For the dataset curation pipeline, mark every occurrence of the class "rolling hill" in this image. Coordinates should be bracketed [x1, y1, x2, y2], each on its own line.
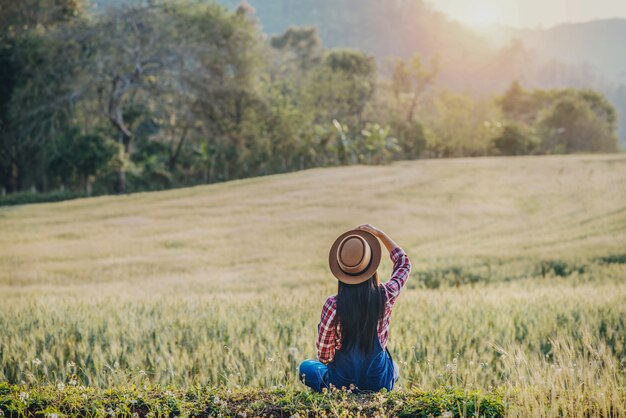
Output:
[1, 154, 624, 297]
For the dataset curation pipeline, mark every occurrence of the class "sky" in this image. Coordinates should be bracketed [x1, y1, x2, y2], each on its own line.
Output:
[427, 0, 626, 28]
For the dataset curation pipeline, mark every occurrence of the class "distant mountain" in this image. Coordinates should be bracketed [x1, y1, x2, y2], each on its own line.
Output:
[217, 0, 483, 56]
[93, 2, 626, 83]
[216, 0, 526, 93]
[487, 19, 626, 84]
[94, 0, 505, 89]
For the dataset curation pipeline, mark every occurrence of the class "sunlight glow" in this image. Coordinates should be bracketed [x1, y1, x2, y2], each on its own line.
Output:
[464, 7, 501, 27]
[429, 0, 510, 28]
[429, 0, 626, 28]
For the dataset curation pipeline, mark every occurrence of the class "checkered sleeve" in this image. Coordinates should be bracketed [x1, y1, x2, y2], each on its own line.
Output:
[383, 247, 412, 307]
[316, 296, 339, 364]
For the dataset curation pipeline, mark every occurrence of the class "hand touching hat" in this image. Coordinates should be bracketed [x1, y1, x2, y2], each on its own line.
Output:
[328, 227, 382, 284]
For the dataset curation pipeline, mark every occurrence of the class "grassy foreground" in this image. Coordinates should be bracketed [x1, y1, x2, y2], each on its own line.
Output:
[1, 154, 625, 416]
[0, 383, 505, 417]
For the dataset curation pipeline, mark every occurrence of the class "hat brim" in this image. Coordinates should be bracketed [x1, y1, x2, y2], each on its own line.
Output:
[329, 229, 382, 285]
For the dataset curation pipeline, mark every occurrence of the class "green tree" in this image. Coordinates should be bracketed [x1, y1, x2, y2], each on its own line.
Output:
[358, 123, 399, 164]
[386, 53, 438, 160]
[51, 1, 263, 191]
[46, 128, 118, 195]
[270, 26, 322, 75]
[305, 49, 376, 125]
[0, 0, 84, 193]
[492, 123, 538, 156]
[424, 91, 501, 157]
[538, 94, 617, 153]
[391, 54, 439, 123]
[394, 120, 427, 159]
[496, 84, 617, 154]
[0, 0, 84, 37]
[499, 81, 536, 123]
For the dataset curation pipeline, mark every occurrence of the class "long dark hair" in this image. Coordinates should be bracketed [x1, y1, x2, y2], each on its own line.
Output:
[336, 272, 387, 353]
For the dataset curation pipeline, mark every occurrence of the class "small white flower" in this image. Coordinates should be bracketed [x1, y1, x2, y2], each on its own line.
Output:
[441, 411, 453, 418]
[57, 382, 65, 390]
[32, 358, 42, 367]
[69, 378, 78, 386]
[45, 413, 59, 418]
[19, 392, 29, 402]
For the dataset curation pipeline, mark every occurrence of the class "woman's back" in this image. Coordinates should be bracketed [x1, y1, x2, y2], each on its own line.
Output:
[317, 247, 412, 365]
[299, 226, 411, 393]
[327, 328, 396, 392]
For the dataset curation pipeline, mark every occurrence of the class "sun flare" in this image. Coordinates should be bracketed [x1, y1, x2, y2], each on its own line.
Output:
[430, 0, 510, 28]
[464, 7, 500, 27]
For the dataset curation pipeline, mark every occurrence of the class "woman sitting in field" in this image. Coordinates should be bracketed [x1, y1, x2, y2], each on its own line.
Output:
[299, 224, 412, 392]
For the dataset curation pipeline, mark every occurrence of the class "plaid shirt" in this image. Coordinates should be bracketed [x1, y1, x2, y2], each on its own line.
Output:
[316, 247, 412, 364]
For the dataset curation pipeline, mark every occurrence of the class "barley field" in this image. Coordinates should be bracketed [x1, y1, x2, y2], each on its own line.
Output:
[1, 154, 625, 416]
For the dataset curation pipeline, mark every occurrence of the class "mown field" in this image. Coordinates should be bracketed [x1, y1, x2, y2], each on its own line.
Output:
[1, 154, 625, 417]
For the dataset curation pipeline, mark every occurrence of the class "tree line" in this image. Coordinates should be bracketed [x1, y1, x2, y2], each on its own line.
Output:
[0, 0, 619, 199]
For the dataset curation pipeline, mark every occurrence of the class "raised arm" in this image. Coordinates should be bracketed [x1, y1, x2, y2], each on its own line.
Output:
[357, 224, 400, 254]
[356, 224, 412, 306]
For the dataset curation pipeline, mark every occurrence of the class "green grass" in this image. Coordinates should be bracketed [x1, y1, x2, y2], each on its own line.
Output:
[0, 382, 505, 417]
[1, 154, 625, 416]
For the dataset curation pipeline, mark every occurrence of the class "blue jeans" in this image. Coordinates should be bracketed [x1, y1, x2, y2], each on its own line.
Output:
[298, 359, 399, 392]
[298, 359, 330, 392]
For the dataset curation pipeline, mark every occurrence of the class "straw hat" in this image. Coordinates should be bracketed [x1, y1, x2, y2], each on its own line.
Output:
[329, 229, 382, 284]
